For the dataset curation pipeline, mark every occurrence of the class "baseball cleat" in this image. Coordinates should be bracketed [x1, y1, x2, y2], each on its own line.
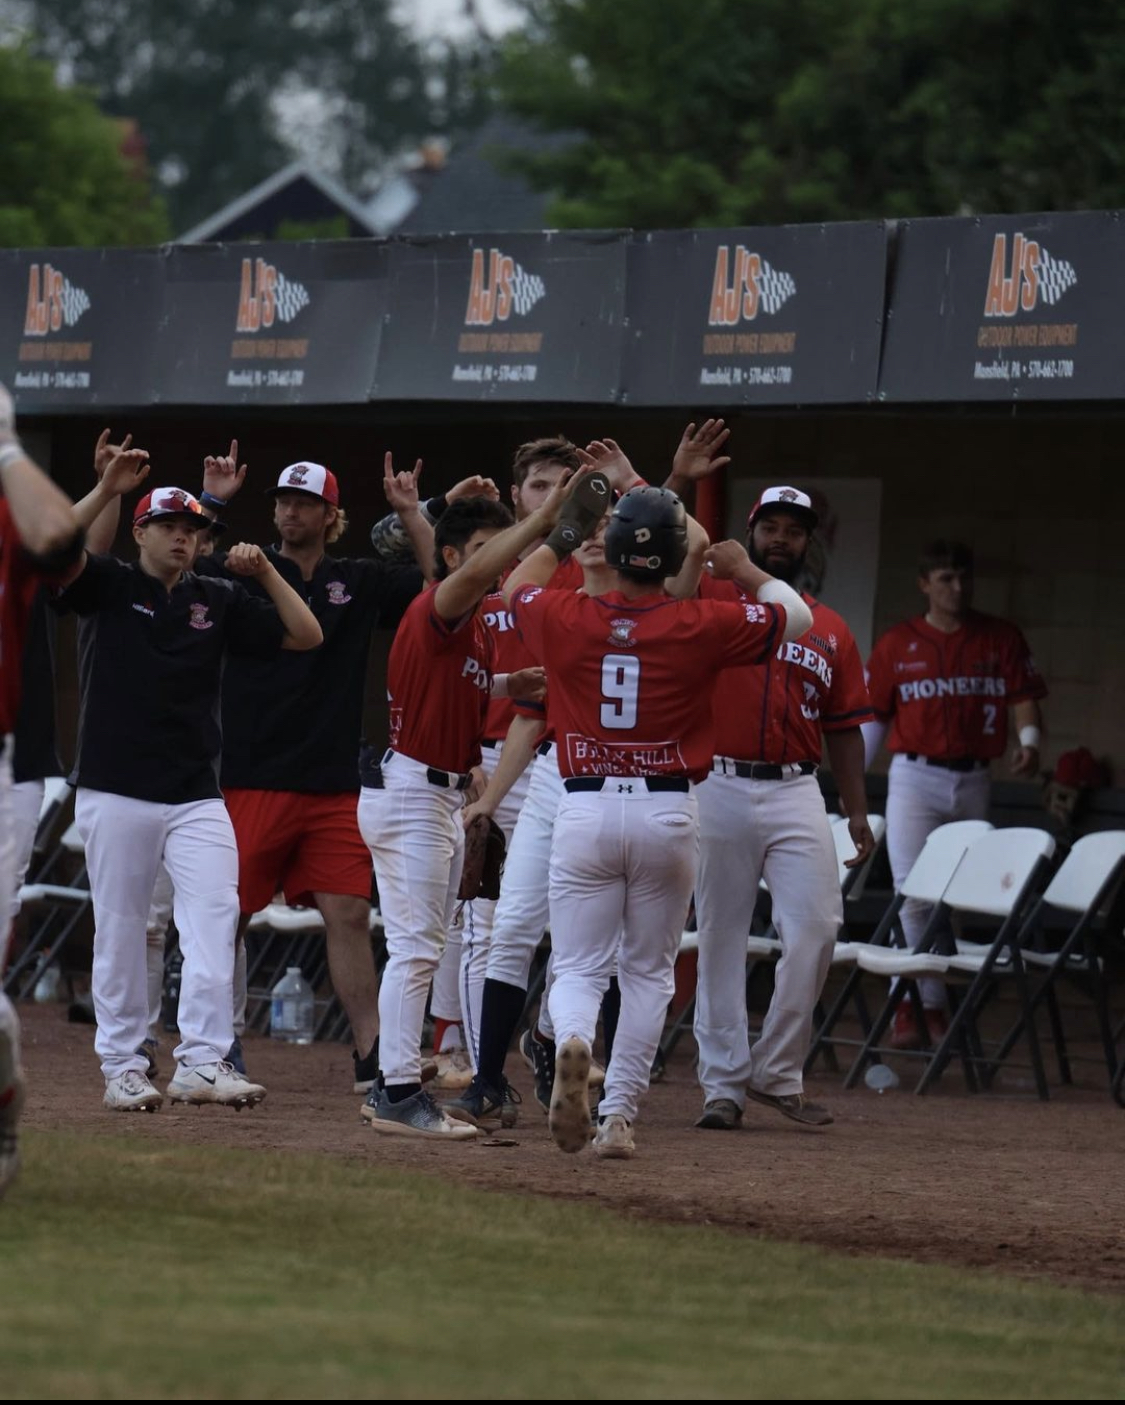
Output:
[444, 1074, 521, 1129]
[0, 1072, 27, 1198]
[518, 1027, 555, 1113]
[549, 1037, 594, 1154]
[104, 1069, 164, 1113]
[166, 1062, 266, 1109]
[361, 1087, 478, 1140]
[695, 1098, 743, 1131]
[744, 1087, 833, 1127]
[430, 1046, 473, 1092]
[593, 1113, 635, 1160]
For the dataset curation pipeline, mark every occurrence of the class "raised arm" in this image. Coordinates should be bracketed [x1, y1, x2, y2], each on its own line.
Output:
[199, 439, 248, 524]
[704, 539, 813, 643]
[381, 453, 436, 581]
[665, 418, 731, 499]
[225, 543, 323, 651]
[370, 471, 500, 564]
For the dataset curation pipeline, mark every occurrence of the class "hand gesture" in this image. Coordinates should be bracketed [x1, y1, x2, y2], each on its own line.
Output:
[202, 439, 247, 504]
[577, 438, 636, 492]
[94, 428, 133, 481]
[100, 445, 150, 498]
[672, 419, 731, 483]
[842, 815, 876, 869]
[507, 665, 547, 703]
[1010, 745, 1040, 778]
[447, 474, 500, 504]
[225, 542, 271, 579]
[703, 539, 750, 580]
[383, 451, 423, 513]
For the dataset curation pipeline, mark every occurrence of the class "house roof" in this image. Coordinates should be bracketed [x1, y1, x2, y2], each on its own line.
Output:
[177, 160, 382, 243]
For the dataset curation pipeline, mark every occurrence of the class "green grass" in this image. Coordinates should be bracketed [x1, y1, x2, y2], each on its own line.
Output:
[1, 1131, 1122, 1400]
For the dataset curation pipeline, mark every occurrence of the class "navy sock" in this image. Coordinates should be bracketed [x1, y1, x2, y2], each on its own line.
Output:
[477, 978, 527, 1088]
[385, 1081, 420, 1104]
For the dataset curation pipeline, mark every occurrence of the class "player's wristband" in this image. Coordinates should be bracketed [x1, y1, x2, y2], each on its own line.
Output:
[0, 440, 25, 471]
[199, 491, 228, 513]
[1018, 725, 1041, 750]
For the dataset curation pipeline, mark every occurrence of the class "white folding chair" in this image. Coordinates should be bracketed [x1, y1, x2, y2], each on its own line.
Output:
[5, 820, 92, 999]
[845, 827, 1056, 1096]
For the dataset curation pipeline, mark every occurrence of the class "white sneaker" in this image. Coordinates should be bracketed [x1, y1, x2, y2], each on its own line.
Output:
[104, 1069, 163, 1113]
[167, 1061, 266, 1109]
[594, 1113, 635, 1160]
[0, 1071, 27, 1197]
[430, 1046, 473, 1091]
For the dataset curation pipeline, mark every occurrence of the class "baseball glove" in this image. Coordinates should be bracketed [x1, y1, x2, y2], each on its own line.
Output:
[459, 815, 506, 902]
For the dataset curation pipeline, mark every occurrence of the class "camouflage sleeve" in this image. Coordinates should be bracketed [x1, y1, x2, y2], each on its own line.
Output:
[369, 495, 444, 563]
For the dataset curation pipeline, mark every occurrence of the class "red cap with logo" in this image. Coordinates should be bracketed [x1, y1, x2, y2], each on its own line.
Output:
[265, 461, 339, 506]
[133, 486, 207, 526]
[747, 484, 818, 533]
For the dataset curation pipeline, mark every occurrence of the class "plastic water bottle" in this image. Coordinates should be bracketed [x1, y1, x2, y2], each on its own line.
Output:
[270, 967, 315, 1045]
[864, 1063, 900, 1094]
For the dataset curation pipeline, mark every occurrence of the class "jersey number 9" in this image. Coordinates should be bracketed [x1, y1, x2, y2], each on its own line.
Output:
[600, 653, 640, 730]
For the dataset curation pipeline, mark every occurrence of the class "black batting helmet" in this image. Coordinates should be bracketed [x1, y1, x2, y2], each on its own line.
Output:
[604, 486, 688, 580]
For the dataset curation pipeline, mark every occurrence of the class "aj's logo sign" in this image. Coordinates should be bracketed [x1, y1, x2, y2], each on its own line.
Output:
[708, 245, 796, 325]
[464, 247, 546, 325]
[983, 233, 1076, 316]
[236, 258, 310, 332]
[23, 263, 91, 336]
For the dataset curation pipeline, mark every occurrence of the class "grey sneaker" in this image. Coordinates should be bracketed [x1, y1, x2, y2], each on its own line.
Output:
[361, 1086, 478, 1140]
[518, 1027, 555, 1113]
[167, 1061, 266, 1110]
[444, 1074, 521, 1129]
[594, 1113, 635, 1160]
[745, 1087, 833, 1127]
[104, 1069, 163, 1113]
[549, 1037, 594, 1154]
[695, 1098, 743, 1130]
[431, 1047, 473, 1092]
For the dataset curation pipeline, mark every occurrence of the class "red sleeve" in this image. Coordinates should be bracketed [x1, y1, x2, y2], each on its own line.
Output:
[420, 586, 479, 656]
[510, 583, 553, 663]
[706, 598, 783, 667]
[1003, 625, 1048, 704]
[864, 633, 896, 720]
[822, 627, 874, 731]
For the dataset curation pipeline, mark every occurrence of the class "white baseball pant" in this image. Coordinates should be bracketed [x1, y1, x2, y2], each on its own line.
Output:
[459, 742, 532, 1065]
[886, 753, 990, 1007]
[74, 788, 240, 1080]
[0, 743, 23, 1107]
[8, 778, 44, 921]
[694, 769, 841, 1103]
[430, 924, 463, 1027]
[358, 751, 465, 1086]
[547, 783, 698, 1124]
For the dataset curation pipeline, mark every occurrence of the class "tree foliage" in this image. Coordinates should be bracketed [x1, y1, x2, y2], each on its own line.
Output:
[0, 42, 168, 246]
[6, 0, 493, 233]
[494, 0, 1125, 227]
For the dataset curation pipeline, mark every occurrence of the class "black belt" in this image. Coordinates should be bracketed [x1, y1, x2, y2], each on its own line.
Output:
[536, 741, 555, 757]
[359, 746, 472, 792]
[905, 753, 988, 773]
[716, 760, 818, 781]
[564, 776, 690, 794]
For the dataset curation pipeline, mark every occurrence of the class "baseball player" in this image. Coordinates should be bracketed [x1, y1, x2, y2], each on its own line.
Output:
[863, 539, 1046, 1048]
[195, 447, 428, 1091]
[57, 454, 322, 1112]
[357, 470, 608, 1141]
[503, 487, 813, 1159]
[0, 381, 87, 1198]
[693, 485, 875, 1131]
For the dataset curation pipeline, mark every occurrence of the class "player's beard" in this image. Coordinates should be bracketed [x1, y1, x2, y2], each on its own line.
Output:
[748, 541, 806, 585]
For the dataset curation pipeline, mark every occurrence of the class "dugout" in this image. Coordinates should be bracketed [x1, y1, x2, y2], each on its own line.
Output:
[3, 216, 1123, 831]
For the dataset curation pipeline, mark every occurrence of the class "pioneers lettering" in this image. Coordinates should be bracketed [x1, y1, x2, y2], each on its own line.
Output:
[898, 675, 1007, 702]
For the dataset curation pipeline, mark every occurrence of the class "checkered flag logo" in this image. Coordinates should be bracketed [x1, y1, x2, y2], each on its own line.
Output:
[510, 262, 546, 317]
[59, 276, 91, 327]
[274, 271, 310, 323]
[759, 259, 796, 315]
[1035, 246, 1077, 307]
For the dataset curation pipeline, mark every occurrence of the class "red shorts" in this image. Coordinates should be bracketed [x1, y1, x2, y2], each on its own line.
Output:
[224, 789, 372, 915]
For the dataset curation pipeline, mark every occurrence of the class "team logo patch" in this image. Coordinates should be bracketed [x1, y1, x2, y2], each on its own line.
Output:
[288, 465, 310, 486]
[607, 617, 637, 648]
[188, 603, 213, 631]
[779, 488, 799, 502]
[326, 580, 352, 605]
[743, 603, 767, 624]
[627, 554, 662, 570]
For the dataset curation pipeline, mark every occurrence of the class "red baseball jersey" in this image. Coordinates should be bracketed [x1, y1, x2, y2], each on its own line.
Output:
[386, 584, 494, 774]
[0, 500, 46, 734]
[702, 577, 872, 763]
[512, 585, 782, 783]
[865, 610, 1047, 760]
[481, 555, 583, 741]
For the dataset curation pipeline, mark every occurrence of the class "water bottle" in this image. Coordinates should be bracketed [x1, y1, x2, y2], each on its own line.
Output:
[162, 949, 183, 1032]
[33, 956, 62, 1003]
[864, 1063, 900, 1094]
[270, 966, 315, 1045]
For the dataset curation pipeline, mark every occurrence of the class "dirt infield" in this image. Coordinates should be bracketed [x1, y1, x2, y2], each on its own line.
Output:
[17, 1003, 1125, 1295]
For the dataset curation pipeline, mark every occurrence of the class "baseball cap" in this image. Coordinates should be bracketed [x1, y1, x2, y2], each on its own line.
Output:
[133, 486, 208, 527]
[747, 485, 818, 533]
[265, 461, 339, 506]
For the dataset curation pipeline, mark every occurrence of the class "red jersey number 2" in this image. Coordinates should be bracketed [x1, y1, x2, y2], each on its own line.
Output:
[600, 653, 639, 730]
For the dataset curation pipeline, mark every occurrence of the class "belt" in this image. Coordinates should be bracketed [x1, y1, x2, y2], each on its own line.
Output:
[564, 776, 690, 794]
[905, 753, 988, 773]
[712, 757, 818, 781]
[360, 747, 472, 792]
[537, 740, 555, 757]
